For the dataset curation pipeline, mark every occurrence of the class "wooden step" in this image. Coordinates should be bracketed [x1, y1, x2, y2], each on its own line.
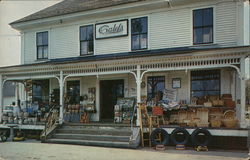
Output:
[45, 138, 133, 148]
[52, 133, 130, 142]
[56, 128, 132, 136]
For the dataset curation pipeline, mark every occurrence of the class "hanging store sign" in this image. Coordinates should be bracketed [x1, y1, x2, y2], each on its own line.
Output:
[95, 20, 128, 39]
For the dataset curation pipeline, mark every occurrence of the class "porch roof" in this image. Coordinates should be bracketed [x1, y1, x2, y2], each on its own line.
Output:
[1, 45, 249, 70]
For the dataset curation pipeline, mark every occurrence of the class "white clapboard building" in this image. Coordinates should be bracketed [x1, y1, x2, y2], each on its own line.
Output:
[0, 0, 250, 148]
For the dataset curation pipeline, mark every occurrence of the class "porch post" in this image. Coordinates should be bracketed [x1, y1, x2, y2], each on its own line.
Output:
[240, 58, 247, 128]
[0, 75, 3, 123]
[136, 65, 142, 126]
[59, 71, 64, 124]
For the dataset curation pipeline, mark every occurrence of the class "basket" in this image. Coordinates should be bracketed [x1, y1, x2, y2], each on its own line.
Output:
[224, 100, 236, 108]
[197, 122, 209, 127]
[222, 110, 238, 128]
[212, 99, 224, 107]
[224, 110, 236, 119]
[222, 119, 238, 128]
[210, 119, 222, 128]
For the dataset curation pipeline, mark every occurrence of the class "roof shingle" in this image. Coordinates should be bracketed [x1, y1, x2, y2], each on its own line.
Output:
[11, 0, 146, 25]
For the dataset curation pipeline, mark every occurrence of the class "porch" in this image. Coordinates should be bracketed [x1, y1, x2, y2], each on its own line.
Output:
[0, 46, 249, 141]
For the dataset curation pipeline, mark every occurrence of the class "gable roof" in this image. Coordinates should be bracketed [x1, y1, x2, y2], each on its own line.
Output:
[10, 0, 146, 25]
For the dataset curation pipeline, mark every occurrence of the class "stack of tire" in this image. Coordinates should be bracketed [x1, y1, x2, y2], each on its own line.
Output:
[150, 127, 212, 147]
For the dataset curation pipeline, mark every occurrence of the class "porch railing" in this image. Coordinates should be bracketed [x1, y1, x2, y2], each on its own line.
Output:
[41, 105, 59, 141]
[130, 103, 138, 141]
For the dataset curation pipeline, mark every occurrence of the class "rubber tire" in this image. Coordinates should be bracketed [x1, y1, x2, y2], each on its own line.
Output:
[191, 128, 212, 147]
[150, 128, 169, 146]
[170, 127, 190, 145]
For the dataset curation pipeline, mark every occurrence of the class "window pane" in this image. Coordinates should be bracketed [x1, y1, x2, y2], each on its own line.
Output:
[43, 46, 48, 58]
[203, 27, 213, 43]
[37, 33, 43, 45]
[193, 9, 203, 27]
[194, 28, 203, 44]
[42, 32, 48, 45]
[132, 35, 140, 50]
[191, 70, 220, 98]
[140, 34, 147, 49]
[88, 40, 94, 53]
[37, 46, 43, 59]
[80, 26, 87, 41]
[203, 8, 213, 26]
[80, 41, 88, 55]
[147, 76, 165, 100]
[131, 18, 142, 34]
[87, 25, 93, 40]
[67, 81, 80, 104]
[141, 17, 148, 33]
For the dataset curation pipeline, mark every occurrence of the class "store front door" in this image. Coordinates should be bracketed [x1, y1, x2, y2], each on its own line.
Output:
[100, 79, 124, 122]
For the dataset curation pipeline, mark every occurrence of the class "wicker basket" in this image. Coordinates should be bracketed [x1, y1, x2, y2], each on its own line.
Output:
[210, 119, 222, 128]
[222, 119, 238, 128]
[222, 110, 238, 128]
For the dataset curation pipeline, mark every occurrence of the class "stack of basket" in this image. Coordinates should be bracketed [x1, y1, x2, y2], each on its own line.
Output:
[222, 94, 235, 108]
[209, 108, 223, 128]
[222, 110, 238, 128]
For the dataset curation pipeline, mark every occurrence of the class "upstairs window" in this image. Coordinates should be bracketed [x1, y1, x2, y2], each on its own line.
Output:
[193, 8, 213, 44]
[36, 31, 48, 59]
[80, 25, 94, 55]
[131, 17, 148, 50]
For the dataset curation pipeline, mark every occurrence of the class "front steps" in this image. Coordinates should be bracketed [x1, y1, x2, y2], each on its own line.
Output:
[44, 123, 140, 149]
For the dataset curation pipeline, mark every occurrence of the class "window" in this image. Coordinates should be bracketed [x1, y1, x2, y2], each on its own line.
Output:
[32, 80, 50, 103]
[193, 8, 213, 44]
[67, 81, 80, 104]
[80, 25, 94, 55]
[131, 17, 148, 50]
[3, 82, 15, 97]
[36, 31, 48, 59]
[191, 70, 220, 98]
[147, 76, 165, 101]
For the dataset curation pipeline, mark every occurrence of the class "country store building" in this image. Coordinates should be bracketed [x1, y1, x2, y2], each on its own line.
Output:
[0, 0, 250, 148]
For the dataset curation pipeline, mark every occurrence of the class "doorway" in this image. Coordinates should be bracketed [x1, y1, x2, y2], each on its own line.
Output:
[100, 79, 124, 122]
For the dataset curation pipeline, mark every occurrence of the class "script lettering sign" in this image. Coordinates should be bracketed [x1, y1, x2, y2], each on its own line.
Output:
[95, 20, 128, 39]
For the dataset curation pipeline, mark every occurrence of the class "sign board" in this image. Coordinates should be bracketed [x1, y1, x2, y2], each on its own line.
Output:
[246, 57, 250, 80]
[95, 20, 128, 39]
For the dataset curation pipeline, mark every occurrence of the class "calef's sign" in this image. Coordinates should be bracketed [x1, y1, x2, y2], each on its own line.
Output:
[95, 20, 128, 39]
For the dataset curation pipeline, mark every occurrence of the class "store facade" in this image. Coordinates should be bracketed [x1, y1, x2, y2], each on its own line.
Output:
[0, 0, 250, 140]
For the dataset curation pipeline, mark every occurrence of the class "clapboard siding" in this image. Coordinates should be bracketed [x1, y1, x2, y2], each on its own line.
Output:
[95, 36, 130, 55]
[22, 1, 240, 64]
[50, 25, 79, 59]
[23, 31, 36, 64]
[150, 8, 192, 49]
[215, 2, 237, 47]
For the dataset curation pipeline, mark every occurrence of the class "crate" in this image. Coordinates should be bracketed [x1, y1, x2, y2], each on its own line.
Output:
[152, 106, 163, 116]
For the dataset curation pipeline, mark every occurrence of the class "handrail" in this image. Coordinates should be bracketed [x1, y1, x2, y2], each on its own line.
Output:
[41, 105, 59, 140]
[130, 103, 138, 141]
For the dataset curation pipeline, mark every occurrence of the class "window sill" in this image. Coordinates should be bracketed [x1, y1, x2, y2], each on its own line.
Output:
[131, 48, 149, 52]
[35, 59, 49, 62]
[190, 43, 219, 49]
[79, 53, 94, 57]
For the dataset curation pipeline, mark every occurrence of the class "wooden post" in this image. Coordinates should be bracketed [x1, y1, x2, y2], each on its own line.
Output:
[0, 75, 3, 123]
[240, 58, 247, 128]
[59, 71, 64, 124]
[136, 65, 142, 126]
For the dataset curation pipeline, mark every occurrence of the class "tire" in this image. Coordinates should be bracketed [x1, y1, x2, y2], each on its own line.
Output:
[191, 128, 212, 147]
[170, 128, 190, 145]
[150, 128, 169, 146]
